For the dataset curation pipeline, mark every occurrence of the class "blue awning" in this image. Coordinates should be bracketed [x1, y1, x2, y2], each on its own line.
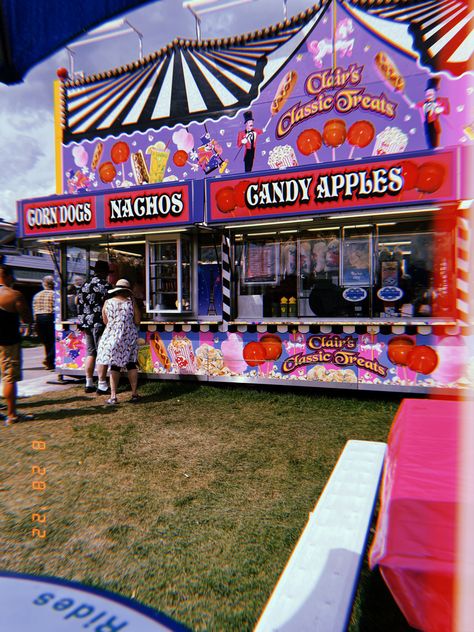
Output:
[0, 0, 156, 84]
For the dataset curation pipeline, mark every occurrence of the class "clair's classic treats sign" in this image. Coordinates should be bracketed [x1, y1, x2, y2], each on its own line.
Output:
[207, 150, 453, 222]
[22, 196, 97, 235]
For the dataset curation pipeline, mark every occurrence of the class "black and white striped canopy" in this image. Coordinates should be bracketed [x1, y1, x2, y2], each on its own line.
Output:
[345, 0, 473, 77]
[61, 2, 327, 143]
[61, 0, 473, 144]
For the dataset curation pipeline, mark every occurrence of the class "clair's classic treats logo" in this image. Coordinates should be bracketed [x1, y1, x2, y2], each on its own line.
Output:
[245, 166, 403, 209]
[281, 334, 388, 377]
[276, 64, 397, 139]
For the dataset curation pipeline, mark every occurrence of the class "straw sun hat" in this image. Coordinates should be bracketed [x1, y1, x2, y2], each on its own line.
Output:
[108, 279, 132, 296]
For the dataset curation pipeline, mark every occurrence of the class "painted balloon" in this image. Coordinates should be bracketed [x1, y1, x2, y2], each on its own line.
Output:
[296, 129, 322, 156]
[347, 120, 375, 148]
[323, 119, 346, 148]
[215, 186, 236, 214]
[111, 141, 130, 164]
[400, 160, 418, 190]
[173, 150, 188, 167]
[243, 341, 267, 366]
[416, 162, 445, 194]
[98, 161, 116, 183]
[387, 336, 415, 366]
[407, 345, 439, 375]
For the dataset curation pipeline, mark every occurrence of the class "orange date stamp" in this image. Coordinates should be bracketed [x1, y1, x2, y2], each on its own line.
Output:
[31, 440, 48, 539]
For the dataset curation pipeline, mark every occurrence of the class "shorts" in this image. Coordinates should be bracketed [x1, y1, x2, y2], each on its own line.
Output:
[0, 343, 22, 383]
[84, 327, 105, 357]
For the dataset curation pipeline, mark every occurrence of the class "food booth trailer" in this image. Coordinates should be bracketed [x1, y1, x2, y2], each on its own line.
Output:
[18, 0, 473, 394]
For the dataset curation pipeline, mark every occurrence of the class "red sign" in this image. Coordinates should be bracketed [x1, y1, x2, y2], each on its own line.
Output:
[22, 196, 96, 236]
[104, 185, 190, 229]
[207, 151, 454, 222]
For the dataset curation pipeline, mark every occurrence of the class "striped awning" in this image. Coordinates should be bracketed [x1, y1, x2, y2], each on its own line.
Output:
[61, 0, 473, 144]
[61, 2, 327, 143]
[345, 0, 473, 77]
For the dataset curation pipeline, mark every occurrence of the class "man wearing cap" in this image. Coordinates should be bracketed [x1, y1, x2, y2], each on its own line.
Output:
[237, 111, 263, 172]
[0, 264, 34, 424]
[76, 260, 112, 394]
[33, 275, 56, 370]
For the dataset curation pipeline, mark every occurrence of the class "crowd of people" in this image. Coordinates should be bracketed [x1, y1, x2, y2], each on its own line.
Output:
[1, 260, 142, 426]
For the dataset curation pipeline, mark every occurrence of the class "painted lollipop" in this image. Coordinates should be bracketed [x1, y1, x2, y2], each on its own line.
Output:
[323, 119, 346, 161]
[296, 129, 322, 163]
[347, 120, 375, 159]
[173, 150, 188, 167]
[387, 335, 415, 384]
[111, 141, 130, 182]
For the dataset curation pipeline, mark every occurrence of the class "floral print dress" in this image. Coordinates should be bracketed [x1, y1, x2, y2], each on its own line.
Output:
[96, 298, 138, 368]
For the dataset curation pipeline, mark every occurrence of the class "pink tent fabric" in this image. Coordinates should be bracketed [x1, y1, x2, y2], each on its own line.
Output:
[369, 398, 460, 632]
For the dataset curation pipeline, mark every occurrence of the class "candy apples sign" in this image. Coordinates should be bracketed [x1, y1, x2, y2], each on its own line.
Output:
[22, 196, 97, 236]
[207, 150, 453, 222]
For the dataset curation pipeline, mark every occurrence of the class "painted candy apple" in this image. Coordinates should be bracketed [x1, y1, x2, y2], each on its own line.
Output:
[111, 141, 130, 164]
[407, 345, 439, 375]
[322, 119, 347, 148]
[347, 120, 375, 149]
[387, 336, 415, 366]
[259, 333, 283, 361]
[234, 181, 250, 208]
[215, 186, 236, 214]
[400, 160, 418, 191]
[98, 161, 116, 183]
[296, 129, 322, 156]
[416, 162, 445, 194]
[243, 341, 266, 367]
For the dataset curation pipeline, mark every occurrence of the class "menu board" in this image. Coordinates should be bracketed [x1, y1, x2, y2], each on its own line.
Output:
[243, 241, 279, 284]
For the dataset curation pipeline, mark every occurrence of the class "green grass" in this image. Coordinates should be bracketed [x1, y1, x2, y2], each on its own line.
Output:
[1, 381, 413, 631]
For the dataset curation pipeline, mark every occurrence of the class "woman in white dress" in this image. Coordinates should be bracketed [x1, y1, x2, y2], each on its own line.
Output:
[96, 279, 142, 405]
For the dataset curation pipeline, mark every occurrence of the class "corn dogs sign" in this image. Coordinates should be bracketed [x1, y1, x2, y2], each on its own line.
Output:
[208, 150, 453, 222]
[19, 182, 197, 237]
[22, 196, 97, 236]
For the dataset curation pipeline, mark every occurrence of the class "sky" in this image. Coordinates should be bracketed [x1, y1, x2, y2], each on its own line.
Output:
[0, 0, 313, 224]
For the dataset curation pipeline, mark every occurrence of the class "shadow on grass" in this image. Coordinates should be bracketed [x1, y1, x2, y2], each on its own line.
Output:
[23, 396, 91, 408]
[27, 406, 119, 422]
[353, 568, 417, 632]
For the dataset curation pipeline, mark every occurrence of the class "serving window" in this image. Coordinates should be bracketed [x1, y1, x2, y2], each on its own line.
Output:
[234, 212, 456, 321]
[146, 235, 192, 314]
[61, 242, 145, 321]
